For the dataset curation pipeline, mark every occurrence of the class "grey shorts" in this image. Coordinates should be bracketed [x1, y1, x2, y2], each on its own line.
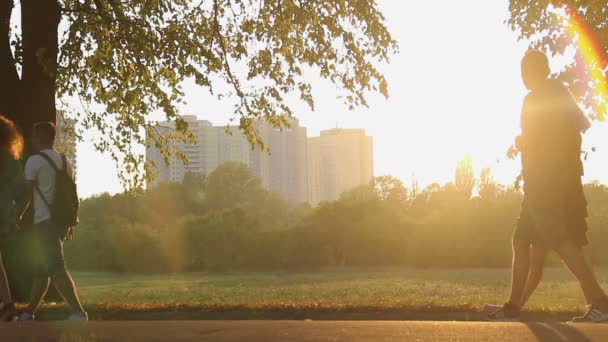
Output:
[26, 221, 67, 277]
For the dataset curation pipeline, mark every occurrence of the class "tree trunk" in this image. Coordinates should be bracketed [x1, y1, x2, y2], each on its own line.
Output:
[18, 0, 61, 138]
[0, 0, 18, 121]
[0, 0, 61, 301]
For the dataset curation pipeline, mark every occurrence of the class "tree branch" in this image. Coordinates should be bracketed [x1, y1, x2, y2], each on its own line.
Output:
[212, 0, 252, 116]
[0, 0, 20, 120]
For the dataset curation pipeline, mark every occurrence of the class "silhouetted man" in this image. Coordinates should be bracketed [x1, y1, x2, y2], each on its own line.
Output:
[488, 50, 608, 322]
[15, 122, 87, 321]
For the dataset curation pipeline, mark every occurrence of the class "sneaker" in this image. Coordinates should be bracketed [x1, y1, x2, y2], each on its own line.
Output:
[486, 303, 520, 322]
[483, 304, 503, 313]
[67, 311, 88, 321]
[14, 312, 35, 322]
[570, 305, 608, 323]
[0, 302, 17, 322]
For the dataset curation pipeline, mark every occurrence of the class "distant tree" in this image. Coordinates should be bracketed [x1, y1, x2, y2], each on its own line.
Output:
[455, 155, 476, 199]
[183, 208, 257, 270]
[182, 172, 206, 189]
[141, 182, 189, 226]
[65, 170, 608, 271]
[478, 167, 502, 200]
[407, 182, 439, 216]
[204, 161, 264, 209]
[409, 175, 421, 200]
[0, 0, 396, 187]
[337, 184, 375, 202]
[372, 175, 408, 204]
[584, 181, 608, 213]
[507, 1, 607, 120]
[181, 172, 206, 213]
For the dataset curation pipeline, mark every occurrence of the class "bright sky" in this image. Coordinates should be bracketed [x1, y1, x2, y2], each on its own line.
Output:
[76, 0, 608, 197]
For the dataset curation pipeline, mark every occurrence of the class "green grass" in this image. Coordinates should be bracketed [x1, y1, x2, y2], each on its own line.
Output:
[64, 267, 608, 315]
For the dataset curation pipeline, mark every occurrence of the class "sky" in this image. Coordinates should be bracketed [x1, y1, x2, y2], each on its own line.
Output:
[76, 0, 608, 197]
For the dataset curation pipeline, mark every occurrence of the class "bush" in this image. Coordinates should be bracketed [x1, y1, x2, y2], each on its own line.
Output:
[63, 164, 608, 272]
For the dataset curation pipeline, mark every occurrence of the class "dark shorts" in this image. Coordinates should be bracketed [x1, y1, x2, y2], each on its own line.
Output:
[26, 221, 67, 277]
[513, 177, 588, 249]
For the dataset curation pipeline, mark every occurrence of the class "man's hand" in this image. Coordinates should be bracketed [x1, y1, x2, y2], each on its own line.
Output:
[16, 181, 34, 225]
[507, 135, 524, 160]
[507, 144, 519, 160]
[66, 227, 75, 241]
[9, 205, 20, 232]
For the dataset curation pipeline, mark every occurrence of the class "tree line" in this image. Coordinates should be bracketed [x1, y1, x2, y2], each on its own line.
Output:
[63, 161, 608, 273]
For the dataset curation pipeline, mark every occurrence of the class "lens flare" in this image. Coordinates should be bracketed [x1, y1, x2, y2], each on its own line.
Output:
[555, 3, 608, 121]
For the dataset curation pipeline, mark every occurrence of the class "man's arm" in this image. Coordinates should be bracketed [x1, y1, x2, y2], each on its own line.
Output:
[507, 135, 525, 160]
[16, 181, 34, 224]
[18, 156, 40, 224]
[507, 96, 532, 160]
[566, 87, 591, 133]
[574, 109, 591, 133]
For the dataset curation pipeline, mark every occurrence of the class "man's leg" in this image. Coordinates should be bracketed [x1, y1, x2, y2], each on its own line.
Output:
[488, 237, 530, 320]
[557, 242, 607, 306]
[486, 244, 546, 315]
[0, 253, 17, 320]
[47, 235, 85, 315]
[553, 248, 594, 305]
[537, 212, 605, 305]
[507, 238, 531, 307]
[20, 228, 52, 317]
[22, 276, 51, 315]
[486, 214, 533, 321]
[52, 270, 85, 314]
[0, 254, 12, 303]
[556, 241, 608, 322]
[520, 245, 548, 307]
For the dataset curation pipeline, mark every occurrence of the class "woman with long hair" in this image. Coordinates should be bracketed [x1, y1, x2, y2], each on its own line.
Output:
[0, 114, 24, 320]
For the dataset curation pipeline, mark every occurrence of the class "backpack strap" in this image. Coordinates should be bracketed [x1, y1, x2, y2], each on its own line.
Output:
[34, 183, 51, 213]
[33, 152, 65, 214]
[36, 152, 62, 173]
[61, 154, 67, 174]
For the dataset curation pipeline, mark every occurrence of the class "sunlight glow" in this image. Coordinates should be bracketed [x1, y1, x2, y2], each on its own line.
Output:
[558, 3, 608, 121]
[75, 1, 608, 197]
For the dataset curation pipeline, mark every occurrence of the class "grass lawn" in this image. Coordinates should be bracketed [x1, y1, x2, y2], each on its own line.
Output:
[36, 267, 607, 320]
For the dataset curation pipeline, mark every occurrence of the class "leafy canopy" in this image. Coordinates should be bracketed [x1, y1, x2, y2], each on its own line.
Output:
[507, 1, 608, 120]
[53, 0, 396, 188]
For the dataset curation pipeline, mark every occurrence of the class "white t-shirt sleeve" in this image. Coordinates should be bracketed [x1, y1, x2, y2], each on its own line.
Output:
[24, 156, 43, 182]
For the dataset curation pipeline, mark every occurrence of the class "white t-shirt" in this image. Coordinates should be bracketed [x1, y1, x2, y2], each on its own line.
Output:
[24, 149, 75, 224]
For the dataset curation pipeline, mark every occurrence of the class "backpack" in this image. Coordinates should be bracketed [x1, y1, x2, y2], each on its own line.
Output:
[34, 152, 79, 234]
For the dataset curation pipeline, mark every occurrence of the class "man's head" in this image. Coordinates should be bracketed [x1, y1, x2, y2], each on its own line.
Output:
[521, 50, 550, 91]
[32, 122, 56, 151]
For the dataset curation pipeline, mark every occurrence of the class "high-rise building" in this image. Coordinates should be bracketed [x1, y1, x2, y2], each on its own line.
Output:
[307, 128, 374, 205]
[146, 116, 309, 204]
[259, 120, 308, 204]
[218, 125, 253, 168]
[147, 115, 220, 185]
[147, 116, 373, 205]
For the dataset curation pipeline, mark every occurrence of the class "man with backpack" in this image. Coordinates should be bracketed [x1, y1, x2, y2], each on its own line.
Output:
[15, 122, 87, 321]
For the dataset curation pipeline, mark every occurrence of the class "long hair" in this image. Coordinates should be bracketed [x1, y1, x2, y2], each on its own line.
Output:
[0, 114, 24, 162]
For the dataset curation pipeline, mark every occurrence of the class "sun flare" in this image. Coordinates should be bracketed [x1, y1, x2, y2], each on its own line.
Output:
[557, 2, 608, 121]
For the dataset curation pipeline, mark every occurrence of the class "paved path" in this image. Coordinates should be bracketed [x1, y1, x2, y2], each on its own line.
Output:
[0, 321, 606, 341]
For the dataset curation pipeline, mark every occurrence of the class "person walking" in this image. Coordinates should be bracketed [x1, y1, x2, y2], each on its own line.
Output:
[488, 50, 608, 323]
[0, 114, 25, 321]
[15, 122, 87, 321]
